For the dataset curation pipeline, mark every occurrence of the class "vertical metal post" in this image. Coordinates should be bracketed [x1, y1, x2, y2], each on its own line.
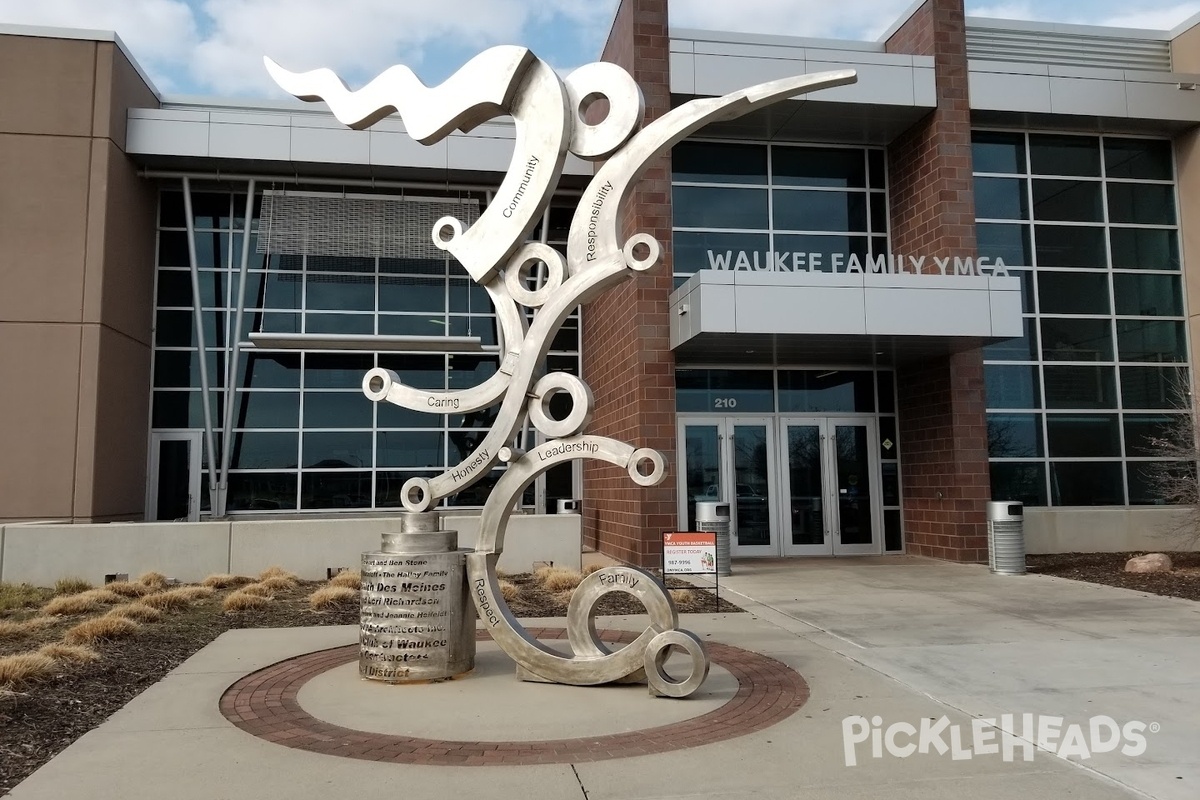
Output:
[182, 177, 220, 517]
[216, 179, 257, 517]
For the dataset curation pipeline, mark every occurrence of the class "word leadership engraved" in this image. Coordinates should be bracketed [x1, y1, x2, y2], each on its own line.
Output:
[266, 48, 857, 697]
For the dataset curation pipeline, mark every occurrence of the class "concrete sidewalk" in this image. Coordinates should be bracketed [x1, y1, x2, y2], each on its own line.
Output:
[8, 557, 1194, 800]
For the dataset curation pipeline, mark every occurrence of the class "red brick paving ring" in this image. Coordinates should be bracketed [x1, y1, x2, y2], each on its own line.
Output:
[219, 628, 809, 766]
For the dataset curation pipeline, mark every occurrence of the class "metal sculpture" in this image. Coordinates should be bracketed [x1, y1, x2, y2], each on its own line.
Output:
[266, 49, 856, 696]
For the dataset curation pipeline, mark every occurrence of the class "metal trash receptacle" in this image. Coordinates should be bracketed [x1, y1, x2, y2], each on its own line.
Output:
[556, 499, 579, 514]
[987, 501, 1025, 575]
[695, 501, 732, 577]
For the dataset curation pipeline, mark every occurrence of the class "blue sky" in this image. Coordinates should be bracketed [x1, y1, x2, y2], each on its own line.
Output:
[1, 0, 1199, 97]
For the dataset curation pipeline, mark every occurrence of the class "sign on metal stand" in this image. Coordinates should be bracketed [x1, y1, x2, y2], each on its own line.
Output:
[662, 531, 719, 612]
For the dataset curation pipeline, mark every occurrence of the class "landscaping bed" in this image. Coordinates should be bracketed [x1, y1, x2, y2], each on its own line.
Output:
[1027, 551, 1200, 601]
[0, 567, 734, 795]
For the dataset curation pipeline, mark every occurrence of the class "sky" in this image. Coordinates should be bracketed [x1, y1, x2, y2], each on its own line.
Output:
[1, 0, 1199, 98]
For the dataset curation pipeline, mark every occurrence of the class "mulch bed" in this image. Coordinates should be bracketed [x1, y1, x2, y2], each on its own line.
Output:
[0, 573, 734, 795]
[1027, 551, 1200, 601]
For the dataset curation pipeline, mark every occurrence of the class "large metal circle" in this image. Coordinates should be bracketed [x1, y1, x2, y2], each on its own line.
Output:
[623, 233, 662, 272]
[401, 476, 436, 512]
[362, 367, 394, 401]
[503, 242, 565, 308]
[628, 448, 667, 487]
[563, 62, 644, 160]
[645, 629, 710, 698]
[431, 216, 462, 249]
[566, 566, 676, 659]
[528, 372, 594, 438]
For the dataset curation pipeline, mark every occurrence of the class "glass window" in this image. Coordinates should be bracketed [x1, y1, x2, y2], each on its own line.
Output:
[881, 462, 900, 505]
[227, 473, 297, 512]
[380, 275, 446, 313]
[375, 470, 440, 508]
[677, 369, 774, 413]
[1105, 138, 1172, 180]
[879, 416, 897, 456]
[229, 431, 298, 470]
[1029, 134, 1100, 177]
[772, 235, 869, 271]
[1034, 225, 1106, 268]
[877, 371, 895, 414]
[302, 431, 371, 469]
[1127, 461, 1194, 505]
[1112, 274, 1183, 317]
[672, 231, 769, 277]
[303, 391, 372, 428]
[304, 354, 374, 389]
[984, 319, 1038, 361]
[1039, 318, 1112, 362]
[1043, 365, 1115, 409]
[188, 193, 232, 228]
[987, 413, 1043, 458]
[152, 391, 218, 429]
[154, 350, 223, 389]
[1116, 320, 1186, 363]
[672, 142, 767, 184]
[238, 353, 300, 389]
[985, 364, 1041, 409]
[1109, 228, 1180, 270]
[448, 355, 498, 389]
[1107, 183, 1176, 225]
[1037, 272, 1110, 315]
[868, 149, 886, 188]
[773, 146, 866, 187]
[990, 462, 1047, 506]
[301, 472, 371, 509]
[1050, 461, 1123, 505]
[231, 392, 300, 428]
[772, 190, 867, 232]
[975, 177, 1028, 220]
[305, 273, 374, 310]
[869, 193, 888, 233]
[778, 370, 874, 413]
[160, 192, 186, 228]
[1046, 413, 1120, 457]
[262, 271, 302, 309]
[973, 131, 1026, 174]
[672, 185, 769, 229]
[377, 431, 445, 468]
[156, 270, 194, 308]
[1032, 180, 1103, 222]
[1120, 366, 1189, 409]
[1124, 413, 1186, 457]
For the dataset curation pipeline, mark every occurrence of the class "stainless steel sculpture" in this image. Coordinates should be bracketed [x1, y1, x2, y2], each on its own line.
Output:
[267, 49, 856, 696]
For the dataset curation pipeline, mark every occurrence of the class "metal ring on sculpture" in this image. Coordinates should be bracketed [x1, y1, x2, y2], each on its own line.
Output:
[432, 216, 463, 249]
[362, 367, 393, 401]
[528, 372, 594, 438]
[645, 629, 710, 698]
[563, 62, 645, 160]
[504, 243, 565, 308]
[566, 566, 676, 659]
[628, 447, 666, 487]
[401, 476, 435, 512]
[623, 233, 661, 272]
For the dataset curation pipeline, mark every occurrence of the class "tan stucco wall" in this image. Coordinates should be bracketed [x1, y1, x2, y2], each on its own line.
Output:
[0, 34, 158, 523]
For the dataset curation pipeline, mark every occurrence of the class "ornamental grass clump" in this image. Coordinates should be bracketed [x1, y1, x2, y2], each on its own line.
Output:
[106, 603, 163, 623]
[498, 580, 521, 603]
[328, 570, 361, 590]
[223, 590, 271, 613]
[136, 572, 170, 590]
[201, 573, 254, 589]
[38, 643, 100, 664]
[170, 586, 215, 602]
[41, 589, 122, 617]
[236, 583, 274, 598]
[0, 582, 54, 612]
[64, 616, 139, 646]
[257, 575, 297, 592]
[54, 577, 93, 596]
[0, 617, 56, 640]
[669, 588, 695, 606]
[542, 569, 584, 593]
[309, 586, 358, 610]
[258, 566, 298, 582]
[103, 581, 154, 599]
[0, 652, 57, 688]
[136, 589, 192, 612]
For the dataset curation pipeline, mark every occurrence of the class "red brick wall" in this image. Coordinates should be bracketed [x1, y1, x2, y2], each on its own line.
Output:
[886, 0, 991, 562]
[581, 0, 676, 567]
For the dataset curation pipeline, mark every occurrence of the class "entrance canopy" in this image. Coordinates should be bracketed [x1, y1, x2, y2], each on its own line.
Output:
[669, 269, 1022, 364]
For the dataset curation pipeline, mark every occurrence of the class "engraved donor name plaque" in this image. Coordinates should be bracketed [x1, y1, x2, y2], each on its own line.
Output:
[359, 514, 474, 682]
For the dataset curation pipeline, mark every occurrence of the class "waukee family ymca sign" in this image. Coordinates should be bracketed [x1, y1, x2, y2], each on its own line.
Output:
[705, 250, 1012, 277]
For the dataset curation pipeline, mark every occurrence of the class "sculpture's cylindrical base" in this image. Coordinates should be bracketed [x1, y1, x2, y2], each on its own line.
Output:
[360, 512, 475, 682]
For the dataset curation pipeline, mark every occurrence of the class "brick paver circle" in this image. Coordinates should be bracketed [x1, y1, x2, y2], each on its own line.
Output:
[219, 628, 809, 765]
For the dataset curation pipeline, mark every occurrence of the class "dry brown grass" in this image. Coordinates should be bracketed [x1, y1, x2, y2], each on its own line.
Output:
[669, 588, 695, 605]
[257, 575, 297, 592]
[136, 572, 170, 590]
[136, 589, 193, 611]
[582, 563, 605, 576]
[237, 583, 274, 598]
[41, 589, 122, 616]
[542, 569, 584, 593]
[63, 616, 139, 645]
[554, 588, 576, 605]
[328, 570, 361, 590]
[0, 583, 55, 612]
[201, 573, 254, 589]
[53, 577, 93, 596]
[170, 586, 215, 602]
[533, 565, 558, 582]
[223, 591, 271, 613]
[258, 566, 298, 582]
[498, 580, 521, 603]
[0, 617, 56, 640]
[0, 653, 57, 688]
[103, 580, 154, 599]
[105, 603, 163, 623]
[38, 643, 100, 664]
[309, 586, 358, 610]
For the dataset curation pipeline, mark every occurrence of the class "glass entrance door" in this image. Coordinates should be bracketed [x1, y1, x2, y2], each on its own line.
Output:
[678, 417, 778, 557]
[828, 418, 880, 555]
[147, 432, 201, 522]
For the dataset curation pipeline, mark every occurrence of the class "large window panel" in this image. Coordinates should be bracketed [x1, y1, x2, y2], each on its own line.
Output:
[772, 235, 869, 269]
[227, 473, 297, 512]
[1124, 413, 1186, 456]
[1037, 272, 1110, 315]
[1046, 414, 1120, 457]
[232, 391, 300, 429]
[1112, 274, 1183, 317]
[984, 318, 1038, 361]
[985, 364, 1041, 409]
[300, 472, 371, 509]
[988, 413, 1043, 458]
[1107, 183, 1176, 225]
[672, 141, 767, 184]
[1043, 365, 1116, 409]
[1034, 225, 1106, 268]
[302, 431, 371, 469]
[1116, 320, 1187, 363]
[990, 462, 1048, 506]
[673, 186, 768, 229]
[672, 231, 769, 277]
[772, 146, 866, 187]
[1032, 180, 1103, 222]
[303, 391, 373, 429]
[772, 190, 867, 232]
[1029, 134, 1101, 176]
[778, 370, 874, 413]
[1050, 461, 1124, 505]
[973, 131, 1026, 175]
[1105, 138, 1172, 180]
[1039, 318, 1112, 362]
[1120, 366, 1189, 409]
[229, 431, 298, 470]
[1128, 461, 1195, 505]
[377, 431, 445, 468]
[975, 177, 1028, 220]
[380, 275, 446, 313]
[304, 353, 374, 389]
[677, 369, 774, 413]
[1109, 228, 1180, 270]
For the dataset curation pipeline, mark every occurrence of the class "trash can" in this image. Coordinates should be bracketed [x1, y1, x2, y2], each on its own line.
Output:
[695, 500, 732, 577]
[556, 499, 579, 514]
[987, 501, 1025, 575]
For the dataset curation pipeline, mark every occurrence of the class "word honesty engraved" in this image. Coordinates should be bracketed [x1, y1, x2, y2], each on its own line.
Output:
[267, 47, 857, 698]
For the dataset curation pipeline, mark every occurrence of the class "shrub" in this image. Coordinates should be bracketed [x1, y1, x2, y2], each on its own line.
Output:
[0, 583, 54, 612]
[38, 643, 100, 664]
[201, 573, 253, 589]
[309, 586, 358, 610]
[542, 569, 584, 593]
[237, 583, 274, 598]
[258, 566, 298, 582]
[498, 580, 521, 603]
[0, 653, 57, 688]
[669, 588, 695, 606]
[170, 586, 215, 602]
[582, 563, 605, 576]
[328, 570, 361, 590]
[54, 577, 93, 596]
[136, 572, 170, 590]
[554, 588, 576, 605]
[257, 575, 297, 592]
[64, 616, 139, 645]
[106, 603, 163, 623]
[103, 581, 153, 598]
[136, 590, 192, 611]
[42, 589, 122, 616]
[223, 591, 270, 613]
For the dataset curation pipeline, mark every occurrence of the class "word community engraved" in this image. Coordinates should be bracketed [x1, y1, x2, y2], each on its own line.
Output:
[267, 47, 856, 697]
